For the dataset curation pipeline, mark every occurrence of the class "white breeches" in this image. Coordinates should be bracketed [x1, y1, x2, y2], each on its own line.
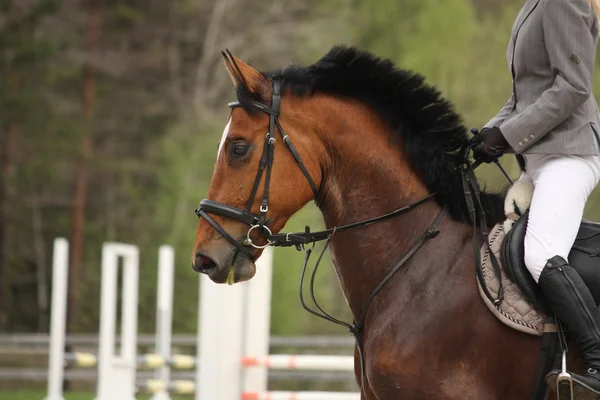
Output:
[523, 154, 600, 282]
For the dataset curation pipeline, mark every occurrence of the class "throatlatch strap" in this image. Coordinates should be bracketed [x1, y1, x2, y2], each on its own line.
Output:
[277, 119, 319, 198]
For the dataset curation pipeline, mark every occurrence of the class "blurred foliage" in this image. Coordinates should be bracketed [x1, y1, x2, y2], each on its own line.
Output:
[1, 0, 599, 343]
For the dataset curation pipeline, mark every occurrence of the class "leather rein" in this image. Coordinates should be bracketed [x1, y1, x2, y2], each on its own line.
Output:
[194, 78, 503, 396]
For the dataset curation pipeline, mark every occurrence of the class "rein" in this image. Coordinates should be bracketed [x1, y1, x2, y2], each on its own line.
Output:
[199, 193, 437, 249]
[460, 147, 507, 307]
[195, 77, 507, 396]
[292, 208, 446, 398]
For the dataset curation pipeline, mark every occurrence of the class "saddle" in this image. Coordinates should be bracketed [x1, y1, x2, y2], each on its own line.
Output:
[477, 210, 600, 336]
[499, 213, 600, 400]
[502, 211, 600, 314]
[466, 160, 600, 399]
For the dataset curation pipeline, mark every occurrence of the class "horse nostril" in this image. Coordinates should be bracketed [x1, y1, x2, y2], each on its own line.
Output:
[193, 251, 218, 272]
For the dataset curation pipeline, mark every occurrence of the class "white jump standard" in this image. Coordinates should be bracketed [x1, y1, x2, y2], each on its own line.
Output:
[45, 240, 360, 400]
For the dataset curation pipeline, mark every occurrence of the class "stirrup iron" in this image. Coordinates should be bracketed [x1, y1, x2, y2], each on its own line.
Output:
[557, 351, 574, 400]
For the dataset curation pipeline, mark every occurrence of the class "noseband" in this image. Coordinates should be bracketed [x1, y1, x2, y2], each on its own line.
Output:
[195, 79, 319, 261]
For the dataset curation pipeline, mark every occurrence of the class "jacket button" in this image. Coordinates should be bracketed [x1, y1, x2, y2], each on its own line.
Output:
[530, 135, 535, 139]
[518, 142, 523, 146]
[524, 138, 529, 143]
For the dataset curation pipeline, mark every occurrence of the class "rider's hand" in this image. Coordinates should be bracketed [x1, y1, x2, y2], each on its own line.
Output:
[471, 127, 510, 163]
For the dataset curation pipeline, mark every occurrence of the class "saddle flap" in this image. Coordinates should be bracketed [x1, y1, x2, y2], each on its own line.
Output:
[501, 210, 551, 315]
[503, 212, 600, 308]
[477, 223, 547, 336]
[574, 220, 600, 255]
[570, 220, 600, 304]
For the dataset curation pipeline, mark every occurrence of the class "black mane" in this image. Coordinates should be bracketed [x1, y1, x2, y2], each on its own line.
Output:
[240, 45, 504, 224]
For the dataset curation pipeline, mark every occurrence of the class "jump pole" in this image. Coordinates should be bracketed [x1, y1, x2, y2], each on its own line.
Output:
[95, 243, 140, 400]
[242, 392, 361, 400]
[150, 245, 175, 400]
[195, 267, 246, 400]
[45, 238, 69, 400]
[196, 247, 273, 400]
[241, 246, 273, 394]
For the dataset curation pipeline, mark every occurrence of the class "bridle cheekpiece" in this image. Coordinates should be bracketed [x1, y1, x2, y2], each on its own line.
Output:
[195, 79, 319, 261]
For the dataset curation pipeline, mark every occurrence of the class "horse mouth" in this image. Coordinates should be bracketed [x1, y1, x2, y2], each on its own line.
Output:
[192, 250, 256, 284]
[201, 266, 235, 284]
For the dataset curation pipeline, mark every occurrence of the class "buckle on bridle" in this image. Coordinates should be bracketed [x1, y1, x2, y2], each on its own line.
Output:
[260, 204, 268, 213]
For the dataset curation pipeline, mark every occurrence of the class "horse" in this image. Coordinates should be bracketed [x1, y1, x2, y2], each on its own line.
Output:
[191, 46, 574, 399]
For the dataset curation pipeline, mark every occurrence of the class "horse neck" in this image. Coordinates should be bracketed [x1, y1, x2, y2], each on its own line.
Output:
[313, 98, 461, 320]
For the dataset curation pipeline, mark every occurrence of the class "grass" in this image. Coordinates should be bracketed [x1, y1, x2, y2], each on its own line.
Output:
[0, 391, 191, 400]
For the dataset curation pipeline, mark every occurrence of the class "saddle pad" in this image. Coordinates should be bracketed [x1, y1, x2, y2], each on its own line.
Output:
[477, 224, 547, 336]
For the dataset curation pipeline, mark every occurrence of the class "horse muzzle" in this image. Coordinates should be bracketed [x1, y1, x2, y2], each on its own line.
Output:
[192, 243, 257, 284]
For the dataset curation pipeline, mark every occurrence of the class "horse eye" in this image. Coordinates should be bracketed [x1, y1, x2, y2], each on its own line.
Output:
[230, 141, 250, 158]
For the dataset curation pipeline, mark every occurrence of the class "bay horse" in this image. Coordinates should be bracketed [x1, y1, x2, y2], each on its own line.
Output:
[191, 46, 565, 399]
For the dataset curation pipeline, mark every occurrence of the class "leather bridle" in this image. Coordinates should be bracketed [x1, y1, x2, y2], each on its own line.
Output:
[195, 79, 319, 261]
[195, 78, 440, 256]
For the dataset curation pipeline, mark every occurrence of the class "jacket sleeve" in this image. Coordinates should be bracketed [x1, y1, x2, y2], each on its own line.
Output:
[500, 0, 597, 153]
[484, 95, 516, 129]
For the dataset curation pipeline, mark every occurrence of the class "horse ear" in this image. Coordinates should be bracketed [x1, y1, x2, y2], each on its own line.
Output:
[222, 49, 271, 99]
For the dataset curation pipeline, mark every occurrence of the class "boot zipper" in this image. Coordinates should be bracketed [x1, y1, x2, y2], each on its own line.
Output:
[560, 267, 600, 339]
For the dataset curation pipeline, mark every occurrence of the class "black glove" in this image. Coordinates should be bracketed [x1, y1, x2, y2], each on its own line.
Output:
[471, 127, 509, 164]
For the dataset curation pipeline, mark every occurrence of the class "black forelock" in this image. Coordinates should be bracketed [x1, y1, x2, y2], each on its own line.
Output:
[236, 45, 504, 224]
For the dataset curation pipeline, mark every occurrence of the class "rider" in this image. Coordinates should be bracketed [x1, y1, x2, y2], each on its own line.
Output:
[473, 0, 600, 391]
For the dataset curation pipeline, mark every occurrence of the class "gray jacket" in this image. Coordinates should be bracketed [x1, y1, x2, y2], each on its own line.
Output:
[485, 0, 600, 155]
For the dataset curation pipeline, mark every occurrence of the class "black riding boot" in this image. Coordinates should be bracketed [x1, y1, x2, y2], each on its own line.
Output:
[538, 256, 600, 394]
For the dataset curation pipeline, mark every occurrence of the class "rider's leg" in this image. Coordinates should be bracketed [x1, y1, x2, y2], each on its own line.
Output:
[523, 154, 600, 390]
[523, 154, 600, 283]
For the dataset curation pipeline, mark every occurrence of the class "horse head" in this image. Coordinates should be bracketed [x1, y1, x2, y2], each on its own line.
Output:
[192, 51, 323, 284]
